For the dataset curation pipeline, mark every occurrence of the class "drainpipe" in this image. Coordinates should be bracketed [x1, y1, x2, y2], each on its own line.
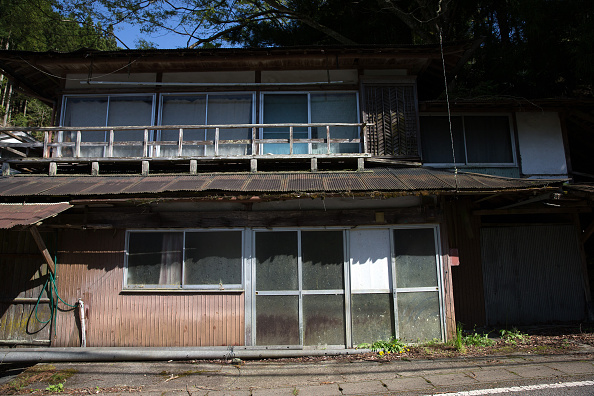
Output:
[78, 299, 86, 347]
[0, 347, 369, 363]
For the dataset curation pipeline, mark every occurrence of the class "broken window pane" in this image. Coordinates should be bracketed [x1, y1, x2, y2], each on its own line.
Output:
[351, 293, 394, 345]
[127, 232, 182, 286]
[255, 231, 298, 291]
[393, 228, 438, 289]
[302, 231, 344, 290]
[256, 295, 299, 345]
[397, 291, 441, 342]
[303, 294, 345, 346]
[184, 231, 242, 286]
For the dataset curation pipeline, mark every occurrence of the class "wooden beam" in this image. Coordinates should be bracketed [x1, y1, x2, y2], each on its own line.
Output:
[29, 225, 55, 275]
[474, 207, 591, 215]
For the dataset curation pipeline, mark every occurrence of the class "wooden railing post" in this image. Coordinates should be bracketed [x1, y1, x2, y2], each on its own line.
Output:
[43, 131, 49, 158]
[252, 127, 257, 155]
[289, 126, 294, 155]
[326, 125, 331, 154]
[177, 128, 183, 157]
[108, 129, 114, 157]
[75, 130, 81, 158]
[143, 128, 149, 157]
[214, 127, 220, 156]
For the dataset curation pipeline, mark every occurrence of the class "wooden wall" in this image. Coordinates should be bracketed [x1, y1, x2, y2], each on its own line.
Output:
[54, 229, 244, 347]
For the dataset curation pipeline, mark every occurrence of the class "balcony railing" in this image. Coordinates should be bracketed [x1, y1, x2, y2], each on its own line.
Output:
[1, 123, 367, 159]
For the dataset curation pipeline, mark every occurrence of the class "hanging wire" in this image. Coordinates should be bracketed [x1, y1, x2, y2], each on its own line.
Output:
[438, 26, 459, 193]
[18, 56, 140, 81]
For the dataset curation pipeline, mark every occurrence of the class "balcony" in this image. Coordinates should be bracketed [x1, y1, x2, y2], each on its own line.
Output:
[1, 123, 368, 175]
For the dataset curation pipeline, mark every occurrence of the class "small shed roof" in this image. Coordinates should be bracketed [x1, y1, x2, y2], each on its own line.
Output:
[0, 202, 72, 229]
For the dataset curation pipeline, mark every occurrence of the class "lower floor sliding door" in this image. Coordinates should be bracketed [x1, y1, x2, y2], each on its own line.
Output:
[249, 226, 444, 347]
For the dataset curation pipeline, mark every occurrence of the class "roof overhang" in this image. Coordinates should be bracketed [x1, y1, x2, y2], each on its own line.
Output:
[0, 43, 474, 104]
[0, 202, 72, 229]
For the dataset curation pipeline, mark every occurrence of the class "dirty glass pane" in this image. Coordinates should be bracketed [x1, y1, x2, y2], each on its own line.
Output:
[393, 228, 438, 289]
[62, 96, 109, 157]
[303, 294, 345, 346]
[108, 96, 154, 157]
[350, 229, 391, 291]
[205, 94, 253, 156]
[420, 116, 465, 163]
[184, 231, 242, 286]
[351, 293, 394, 345]
[160, 95, 206, 156]
[256, 295, 299, 345]
[256, 231, 298, 291]
[262, 94, 308, 154]
[397, 292, 441, 342]
[311, 93, 359, 154]
[127, 232, 182, 286]
[465, 116, 513, 164]
[302, 231, 344, 290]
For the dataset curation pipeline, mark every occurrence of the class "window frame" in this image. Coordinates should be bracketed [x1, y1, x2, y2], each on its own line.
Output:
[420, 112, 517, 167]
[60, 94, 157, 155]
[123, 228, 245, 291]
[259, 91, 361, 154]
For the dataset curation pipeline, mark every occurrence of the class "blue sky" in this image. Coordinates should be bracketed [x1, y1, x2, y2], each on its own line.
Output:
[114, 23, 189, 49]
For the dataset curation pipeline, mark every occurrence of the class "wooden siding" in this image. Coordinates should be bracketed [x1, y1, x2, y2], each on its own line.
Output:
[363, 85, 419, 157]
[445, 198, 487, 328]
[0, 230, 52, 345]
[53, 229, 244, 347]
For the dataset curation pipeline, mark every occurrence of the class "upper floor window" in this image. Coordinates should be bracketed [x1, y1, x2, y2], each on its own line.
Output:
[420, 115, 515, 166]
[61, 95, 155, 157]
[261, 92, 360, 154]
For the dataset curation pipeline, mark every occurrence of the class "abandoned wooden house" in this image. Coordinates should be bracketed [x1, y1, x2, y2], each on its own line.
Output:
[0, 45, 591, 349]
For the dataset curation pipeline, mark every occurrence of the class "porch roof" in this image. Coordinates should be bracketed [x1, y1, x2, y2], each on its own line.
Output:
[0, 202, 72, 229]
[0, 168, 559, 199]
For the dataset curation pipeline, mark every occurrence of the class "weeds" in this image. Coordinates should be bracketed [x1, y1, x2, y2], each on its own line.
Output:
[359, 337, 409, 355]
[46, 383, 64, 393]
[499, 328, 528, 345]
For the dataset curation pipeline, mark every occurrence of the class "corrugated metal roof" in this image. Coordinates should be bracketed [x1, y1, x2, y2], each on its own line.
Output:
[0, 168, 557, 198]
[0, 202, 72, 229]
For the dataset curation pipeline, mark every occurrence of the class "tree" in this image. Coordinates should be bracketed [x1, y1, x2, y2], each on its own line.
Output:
[0, 0, 118, 127]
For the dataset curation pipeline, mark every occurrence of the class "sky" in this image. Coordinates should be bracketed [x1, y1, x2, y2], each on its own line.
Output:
[114, 23, 189, 49]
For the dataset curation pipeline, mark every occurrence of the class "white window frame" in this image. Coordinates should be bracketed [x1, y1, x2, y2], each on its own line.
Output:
[157, 92, 257, 156]
[259, 91, 361, 154]
[420, 113, 517, 167]
[60, 94, 157, 157]
[123, 228, 245, 291]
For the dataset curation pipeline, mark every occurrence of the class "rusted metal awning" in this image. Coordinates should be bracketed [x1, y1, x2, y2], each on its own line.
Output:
[0, 168, 561, 198]
[0, 202, 72, 229]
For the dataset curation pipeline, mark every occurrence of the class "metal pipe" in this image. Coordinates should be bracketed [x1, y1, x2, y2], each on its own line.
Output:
[0, 347, 369, 363]
[78, 299, 86, 347]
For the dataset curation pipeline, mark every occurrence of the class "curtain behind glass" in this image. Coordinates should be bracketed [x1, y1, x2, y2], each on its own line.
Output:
[160, 95, 206, 157]
[262, 94, 308, 154]
[206, 94, 253, 156]
[107, 96, 154, 157]
[465, 116, 514, 163]
[62, 97, 108, 157]
[420, 116, 465, 163]
[311, 93, 359, 154]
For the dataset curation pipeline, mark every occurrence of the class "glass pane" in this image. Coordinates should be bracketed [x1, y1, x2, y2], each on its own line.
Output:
[465, 116, 513, 163]
[256, 231, 298, 291]
[127, 232, 182, 286]
[108, 96, 154, 157]
[397, 291, 441, 342]
[394, 228, 438, 288]
[311, 93, 359, 154]
[350, 229, 391, 291]
[351, 293, 394, 345]
[420, 116, 465, 163]
[206, 94, 253, 156]
[303, 294, 345, 346]
[302, 231, 344, 290]
[262, 94, 308, 154]
[184, 231, 242, 286]
[62, 97, 108, 157]
[160, 95, 206, 157]
[256, 295, 299, 345]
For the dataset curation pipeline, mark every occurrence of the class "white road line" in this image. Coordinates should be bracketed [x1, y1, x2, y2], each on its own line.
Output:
[429, 380, 594, 396]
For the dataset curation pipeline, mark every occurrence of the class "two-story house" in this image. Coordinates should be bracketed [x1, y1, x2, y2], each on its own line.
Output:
[0, 45, 590, 350]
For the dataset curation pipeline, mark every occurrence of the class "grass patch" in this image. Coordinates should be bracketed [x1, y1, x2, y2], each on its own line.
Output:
[0, 364, 77, 394]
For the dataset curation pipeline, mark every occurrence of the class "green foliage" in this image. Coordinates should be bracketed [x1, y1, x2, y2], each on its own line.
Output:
[499, 328, 528, 345]
[370, 337, 408, 355]
[463, 329, 495, 347]
[46, 383, 64, 393]
[455, 322, 466, 353]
